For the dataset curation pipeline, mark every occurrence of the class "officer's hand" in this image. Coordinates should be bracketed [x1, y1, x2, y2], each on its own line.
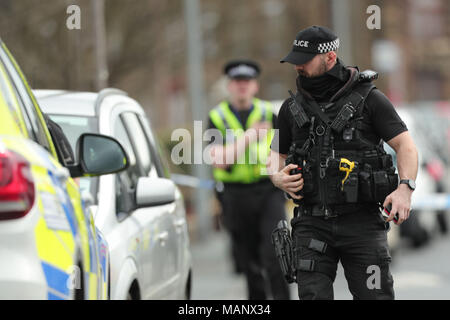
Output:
[248, 121, 271, 142]
[383, 185, 413, 225]
[272, 164, 304, 200]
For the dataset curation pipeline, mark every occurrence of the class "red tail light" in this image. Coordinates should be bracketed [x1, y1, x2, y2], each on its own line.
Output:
[0, 150, 35, 220]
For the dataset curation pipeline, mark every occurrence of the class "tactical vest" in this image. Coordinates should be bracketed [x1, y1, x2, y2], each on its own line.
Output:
[287, 70, 398, 210]
[209, 98, 274, 184]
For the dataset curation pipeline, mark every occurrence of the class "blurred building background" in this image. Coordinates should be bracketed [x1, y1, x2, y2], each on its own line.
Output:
[1, 0, 449, 130]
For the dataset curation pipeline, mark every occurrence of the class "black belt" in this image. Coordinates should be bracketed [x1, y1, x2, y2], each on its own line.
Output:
[298, 205, 337, 219]
[295, 203, 374, 219]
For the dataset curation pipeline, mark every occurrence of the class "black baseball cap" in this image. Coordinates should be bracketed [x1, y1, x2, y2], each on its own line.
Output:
[280, 25, 339, 65]
[224, 60, 261, 79]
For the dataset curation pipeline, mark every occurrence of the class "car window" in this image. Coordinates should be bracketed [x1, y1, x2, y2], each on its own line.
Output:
[49, 115, 98, 151]
[113, 117, 141, 216]
[138, 115, 170, 178]
[0, 47, 51, 151]
[49, 114, 99, 203]
[121, 112, 156, 177]
[114, 116, 141, 187]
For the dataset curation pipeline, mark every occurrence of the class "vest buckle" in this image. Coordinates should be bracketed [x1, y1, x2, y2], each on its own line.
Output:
[316, 125, 326, 136]
[323, 207, 338, 219]
[319, 157, 330, 179]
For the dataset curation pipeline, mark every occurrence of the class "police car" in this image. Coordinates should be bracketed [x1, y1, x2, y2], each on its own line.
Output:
[0, 40, 129, 299]
[35, 88, 192, 300]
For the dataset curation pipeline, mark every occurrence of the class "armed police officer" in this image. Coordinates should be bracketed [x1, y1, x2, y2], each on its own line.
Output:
[268, 26, 418, 300]
[207, 60, 290, 300]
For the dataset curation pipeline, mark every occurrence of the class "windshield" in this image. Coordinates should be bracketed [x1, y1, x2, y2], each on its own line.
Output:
[49, 114, 99, 204]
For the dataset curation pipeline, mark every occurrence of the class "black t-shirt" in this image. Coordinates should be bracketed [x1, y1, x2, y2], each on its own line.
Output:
[207, 102, 278, 145]
[271, 88, 408, 154]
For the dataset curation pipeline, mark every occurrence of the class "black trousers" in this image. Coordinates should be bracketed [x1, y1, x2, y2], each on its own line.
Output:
[291, 206, 395, 300]
[221, 180, 290, 300]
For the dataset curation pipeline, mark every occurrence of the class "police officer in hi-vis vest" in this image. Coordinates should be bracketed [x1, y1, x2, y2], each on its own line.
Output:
[268, 26, 418, 300]
[207, 60, 290, 300]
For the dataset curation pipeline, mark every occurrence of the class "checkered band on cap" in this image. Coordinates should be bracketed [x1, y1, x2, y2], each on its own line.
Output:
[317, 38, 340, 53]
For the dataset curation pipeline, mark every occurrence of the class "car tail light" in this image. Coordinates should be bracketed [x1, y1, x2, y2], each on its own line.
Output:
[0, 150, 35, 220]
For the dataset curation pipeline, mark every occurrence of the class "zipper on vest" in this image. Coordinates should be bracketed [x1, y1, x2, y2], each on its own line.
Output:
[318, 135, 329, 216]
[319, 128, 334, 218]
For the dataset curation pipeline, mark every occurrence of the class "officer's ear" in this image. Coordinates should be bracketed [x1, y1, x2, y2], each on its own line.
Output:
[325, 51, 337, 66]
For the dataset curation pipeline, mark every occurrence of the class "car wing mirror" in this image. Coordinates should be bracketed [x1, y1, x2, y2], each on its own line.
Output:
[68, 133, 129, 178]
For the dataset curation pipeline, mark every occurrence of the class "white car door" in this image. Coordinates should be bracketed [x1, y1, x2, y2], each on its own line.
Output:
[120, 112, 179, 298]
[138, 115, 185, 296]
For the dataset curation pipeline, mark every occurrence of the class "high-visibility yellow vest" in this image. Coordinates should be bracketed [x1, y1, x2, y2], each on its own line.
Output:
[209, 98, 274, 184]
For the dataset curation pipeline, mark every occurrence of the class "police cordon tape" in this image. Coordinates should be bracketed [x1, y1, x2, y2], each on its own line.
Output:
[171, 174, 216, 190]
[171, 174, 450, 210]
[411, 194, 450, 210]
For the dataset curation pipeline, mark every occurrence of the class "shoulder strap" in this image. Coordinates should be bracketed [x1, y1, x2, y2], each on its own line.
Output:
[289, 80, 376, 131]
[296, 92, 332, 126]
[351, 82, 376, 117]
[302, 81, 376, 130]
[336, 82, 376, 125]
[328, 82, 376, 132]
[288, 91, 311, 129]
[338, 82, 375, 109]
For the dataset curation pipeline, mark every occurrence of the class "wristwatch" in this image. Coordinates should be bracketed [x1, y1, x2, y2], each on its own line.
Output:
[399, 179, 416, 191]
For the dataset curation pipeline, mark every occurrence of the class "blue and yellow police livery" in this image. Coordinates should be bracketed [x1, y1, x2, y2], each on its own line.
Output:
[0, 40, 113, 300]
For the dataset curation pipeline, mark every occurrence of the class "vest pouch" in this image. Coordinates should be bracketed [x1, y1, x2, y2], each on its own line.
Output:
[302, 163, 317, 196]
[327, 177, 346, 204]
[379, 154, 393, 169]
[362, 152, 393, 171]
[343, 172, 359, 203]
[364, 158, 379, 170]
[372, 171, 389, 202]
[387, 172, 399, 194]
[324, 161, 346, 204]
[359, 170, 374, 202]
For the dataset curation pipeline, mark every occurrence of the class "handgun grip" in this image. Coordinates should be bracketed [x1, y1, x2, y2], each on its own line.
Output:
[289, 167, 304, 197]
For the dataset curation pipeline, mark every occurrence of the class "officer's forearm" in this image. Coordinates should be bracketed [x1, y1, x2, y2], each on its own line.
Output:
[210, 132, 255, 169]
[396, 142, 418, 182]
[387, 131, 418, 182]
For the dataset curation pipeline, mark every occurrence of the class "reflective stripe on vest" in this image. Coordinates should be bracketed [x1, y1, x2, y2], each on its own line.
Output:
[209, 99, 274, 183]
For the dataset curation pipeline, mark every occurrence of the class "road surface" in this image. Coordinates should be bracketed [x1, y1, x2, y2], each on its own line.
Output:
[190, 225, 450, 300]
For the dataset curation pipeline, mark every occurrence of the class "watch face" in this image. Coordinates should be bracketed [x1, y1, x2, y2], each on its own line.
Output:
[401, 179, 416, 190]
